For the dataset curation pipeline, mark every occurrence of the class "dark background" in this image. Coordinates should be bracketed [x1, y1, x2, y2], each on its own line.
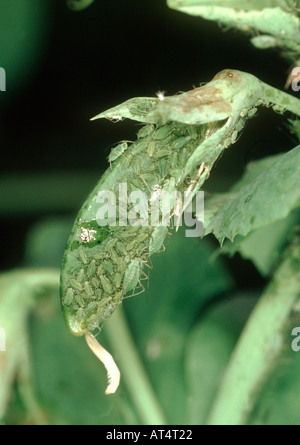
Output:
[0, 0, 296, 282]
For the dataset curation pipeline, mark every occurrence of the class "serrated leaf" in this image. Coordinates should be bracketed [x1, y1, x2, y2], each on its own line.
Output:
[202, 145, 300, 243]
[219, 208, 300, 276]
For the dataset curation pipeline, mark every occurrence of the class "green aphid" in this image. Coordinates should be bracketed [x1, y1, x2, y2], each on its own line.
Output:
[108, 142, 128, 163]
[172, 136, 191, 149]
[135, 232, 150, 243]
[115, 257, 127, 273]
[137, 124, 155, 139]
[86, 260, 96, 277]
[94, 250, 106, 260]
[155, 148, 171, 158]
[179, 148, 188, 166]
[98, 296, 112, 308]
[75, 294, 85, 307]
[76, 308, 85, 323]
[85, 301, 98, 314]
[103, 260, 114, 275]
[95, 288, 103, 299]
[187, 126, 198, 139]
[158, 158, 168, 177]
[129, 99, 157, 116]
[170, 151, 178, 169]
[63, 288, 74, 306]
[141, 172, 158, 183]
[104, 237, 118, 251]
[78, 247, 88, 265]
[154, 125, 173, 140]
[116, 241, 127, 256]
[114, 273, 122, 288]
[131, 177, 146, 190]
[110, 247, 119, 264]
[146, 140, 156, 157]
[91, 277, 100, 288]
[100, 275, 113, 294]
[126, 240, 136, 251]
[69, 278, 83, 291]
[123, 259, 140, 293]
[84, 281, 94, 298]
[149, 225, 168, 255]
[76, 269, 86, 283]
[102, 303, 117, 320]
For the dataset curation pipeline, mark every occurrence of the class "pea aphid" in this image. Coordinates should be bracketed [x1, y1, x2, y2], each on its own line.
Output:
[108, 141, 128, 165]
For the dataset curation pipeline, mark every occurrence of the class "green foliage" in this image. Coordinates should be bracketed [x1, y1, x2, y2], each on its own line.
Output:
[203, 146, 300, 243]
[1, 0, 300, 427]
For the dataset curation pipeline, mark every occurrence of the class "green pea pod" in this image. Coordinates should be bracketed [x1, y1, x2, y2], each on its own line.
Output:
[60, 69, 300, 392]
[61, 68, 300, 336]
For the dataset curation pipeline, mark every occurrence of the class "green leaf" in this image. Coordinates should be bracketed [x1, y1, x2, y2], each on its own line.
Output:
[202, 145, 300, 243]
[219, 208, 300, 276]
[167, 0, 300, 54]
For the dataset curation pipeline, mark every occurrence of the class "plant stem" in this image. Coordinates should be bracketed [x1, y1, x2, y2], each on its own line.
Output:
[206, 236, 300, 425]
[0, 269, 59, 422]
[104, 308, 167, 425]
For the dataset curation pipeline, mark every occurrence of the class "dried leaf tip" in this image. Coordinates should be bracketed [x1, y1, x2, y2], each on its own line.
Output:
[85, 329, 120, 394]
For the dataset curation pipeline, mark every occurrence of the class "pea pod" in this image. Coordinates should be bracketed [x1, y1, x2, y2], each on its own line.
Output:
[60, 69, 300, 393]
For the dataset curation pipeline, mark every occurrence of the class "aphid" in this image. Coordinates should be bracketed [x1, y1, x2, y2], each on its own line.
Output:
[172, 136, 191, 149]
[87, 260, 96, 277]
[158, 158, 168, 178]
[84, 281, 94, 298]
[76, 269, 86, 283]
[135, 232, 149, 243]
[137, 124, 155, 139]
[153, 125, 173, 140]
[77, 308, 85, 322]
[123, 259, 141, 293]
[63, 288, 74, 306]
[146, 141, 156, 157]
[78, 248, 88, 265]
[108, 142, 128, 164]
[75, 294, 85, 306]
[104, 238, 118, 251]
[69, 278, 83, 291]
[154, 147, 170, 158]
[110, 247, 119, 264]
[98, 296, 112, 308]
[102, 303, 117, 319]
[100, 275, 113, 294]
[126, 240, 136, 251]
[114, 273, 122, 288]
[102, 260, 114, 275]
[91, 277, 100, 288]
[149, 225, 168, 255]
[115, 241, 127, 256]
[85, 301, 98, 313]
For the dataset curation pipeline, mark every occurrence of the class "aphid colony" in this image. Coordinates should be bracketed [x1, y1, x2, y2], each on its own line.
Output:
[60, 118, 221, 336]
